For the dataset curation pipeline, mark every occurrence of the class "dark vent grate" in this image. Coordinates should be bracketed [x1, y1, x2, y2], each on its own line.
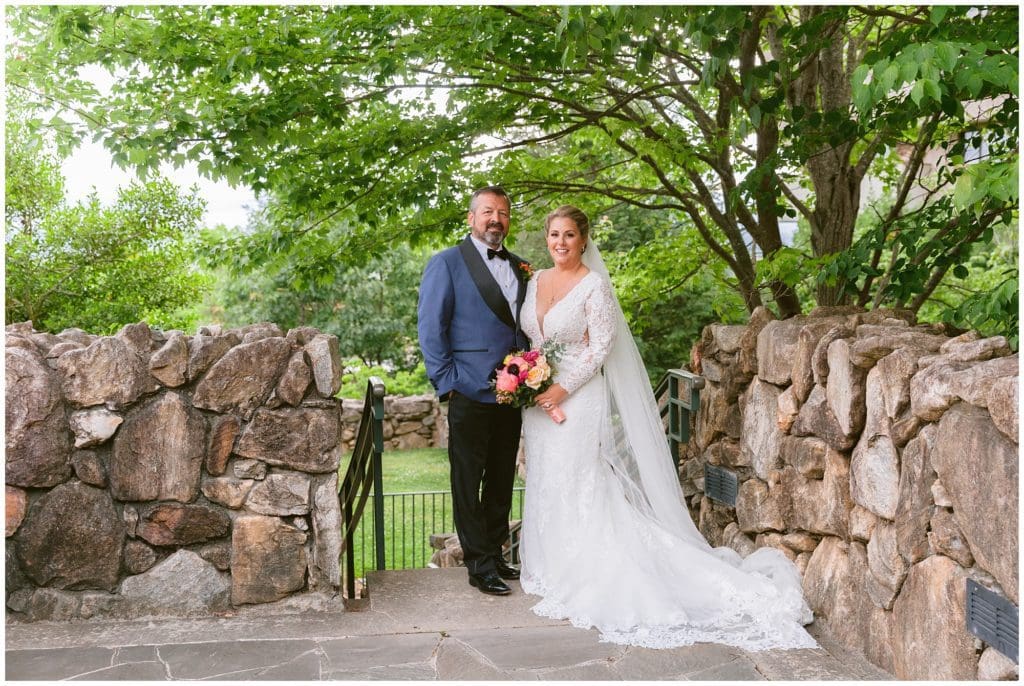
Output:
[703, 463, 738, 507]
[966, 578, 1018, 662]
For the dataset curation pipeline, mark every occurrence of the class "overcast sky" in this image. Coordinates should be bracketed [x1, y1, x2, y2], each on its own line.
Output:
[62, 139, 257, 229]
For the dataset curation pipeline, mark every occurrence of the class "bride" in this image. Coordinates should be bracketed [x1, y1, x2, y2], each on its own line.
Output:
[517, 205, 816, 651]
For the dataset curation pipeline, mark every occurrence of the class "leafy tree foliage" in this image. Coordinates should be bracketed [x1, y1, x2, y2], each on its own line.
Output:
[5, 110, 210, 334]
[7, 6, 1016, 333]
[206, 215, 427, 369]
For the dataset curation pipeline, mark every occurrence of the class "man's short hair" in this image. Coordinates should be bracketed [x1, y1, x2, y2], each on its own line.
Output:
[469, 186, 511, 212]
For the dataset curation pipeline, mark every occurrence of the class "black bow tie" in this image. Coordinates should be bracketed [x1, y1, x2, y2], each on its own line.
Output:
[487, 247, 509, 261]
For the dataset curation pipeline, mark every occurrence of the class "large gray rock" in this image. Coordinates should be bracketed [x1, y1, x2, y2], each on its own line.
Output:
[865, 521, 907, 609]
[115, 322, 155, 355]
[931, 403, 1018, 603]
[68, 407, 123, 448]
[892, 429, 936, 566]
[123, 539, 158, 574]
[186, 333, 238, 381]
[801, 538, 872, 650]
[987, 376, 1018, 443]
[136, 502, 231, 546]
[928, 509, 973, 567]
[237, 321, 285, 343]
[6, 485, 28, 536]
[775, 386, 799, 433]
[756, 317, 805, 385]
[938, 333, 1011, 362]
[977, 646, 1018, 681]
[874, 348, 921, 420]
[848, 328, 945, 369]
[231, 515, 308, 605]
[948, 356, 1018, 410]
[310, 473, 342, 591]
[193, 338, 293, 418]
[738, 306, 775, 377]
[305, 334, 342, 397]
[735, 478, 786, 534]
[235, 407, 342, 473]
[891, 555, 977, 680]
[791, 320, 853, 403]
[119, 549, 231, 617]
[201, 476, 254, 509]
[910, 354, 1017, 422]
[703, 323, 745, 356]
[779, 448, 850, 537]
[850, 366, 900, 520]
[57, 327, 96, 346]
[810, 324, 856, 386]
[695, 381, 742, 450]
[6, 347, 73, 487]
[55, 337, 155, 408]
[70, 449, 108, 487]
[148, 331, 188, 387]
[791, 385, 856, 452]
[850, 433, 899, 521]
[16, 481, 125, 591]
[205, 415, 240, 477]
[110, 392, 206, 502]
[740, 378, 783, 480]
[245, 472, 312, 516]
[778, 435, 826, 479]
[276, 351, 312, 406]
[825, 338, 867, 439]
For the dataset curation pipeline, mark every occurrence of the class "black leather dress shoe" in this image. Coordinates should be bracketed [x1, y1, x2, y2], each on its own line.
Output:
[468, 572, 511, 595]
[495, 559, 521, 580]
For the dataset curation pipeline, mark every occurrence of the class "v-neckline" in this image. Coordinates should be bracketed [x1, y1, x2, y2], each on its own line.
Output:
[536, 270, 592, 339]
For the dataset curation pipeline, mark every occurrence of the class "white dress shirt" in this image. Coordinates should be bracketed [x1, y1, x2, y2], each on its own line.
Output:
[469, 235, 519, 318]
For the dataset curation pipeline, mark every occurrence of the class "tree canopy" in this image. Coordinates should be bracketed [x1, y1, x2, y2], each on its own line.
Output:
[7, 5, 1017, 339]
[5, 105, 211, 334]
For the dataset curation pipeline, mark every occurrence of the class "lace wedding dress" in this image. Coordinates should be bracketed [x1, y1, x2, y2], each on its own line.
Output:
[518, 265, 816, 651]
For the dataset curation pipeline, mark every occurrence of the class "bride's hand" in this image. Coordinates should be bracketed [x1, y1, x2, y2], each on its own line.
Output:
[536, 384, 568, 411]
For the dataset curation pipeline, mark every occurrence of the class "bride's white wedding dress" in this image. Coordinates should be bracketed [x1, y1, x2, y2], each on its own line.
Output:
[518, 266, 816, 651]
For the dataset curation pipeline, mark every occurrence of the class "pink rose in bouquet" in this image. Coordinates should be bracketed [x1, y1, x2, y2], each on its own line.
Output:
[491, 342, 565, 422]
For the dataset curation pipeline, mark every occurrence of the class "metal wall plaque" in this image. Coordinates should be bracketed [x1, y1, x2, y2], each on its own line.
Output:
[703, 463, 738, 507]
[966, 578, 1018, 662]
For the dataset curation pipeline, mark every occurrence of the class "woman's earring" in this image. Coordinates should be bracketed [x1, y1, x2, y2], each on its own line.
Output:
[582, 245, 587, 253]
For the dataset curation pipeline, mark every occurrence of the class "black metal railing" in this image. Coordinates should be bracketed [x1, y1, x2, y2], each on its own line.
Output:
[337, 377, 386, 603]
[347, 487, 526, 578]
[655, 368, 705, 466]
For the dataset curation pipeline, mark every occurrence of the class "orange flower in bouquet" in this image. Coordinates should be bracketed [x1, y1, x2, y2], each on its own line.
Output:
[492, 342, 565, 422]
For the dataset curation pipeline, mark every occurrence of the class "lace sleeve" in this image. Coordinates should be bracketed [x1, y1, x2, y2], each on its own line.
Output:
[560, 277, 618, 395]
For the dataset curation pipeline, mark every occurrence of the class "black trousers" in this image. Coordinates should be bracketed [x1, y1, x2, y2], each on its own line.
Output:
[446, 392, 522, 575]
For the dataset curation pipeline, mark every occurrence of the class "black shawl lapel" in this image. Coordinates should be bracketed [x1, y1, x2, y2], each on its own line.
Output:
[458, 237, 516, 329]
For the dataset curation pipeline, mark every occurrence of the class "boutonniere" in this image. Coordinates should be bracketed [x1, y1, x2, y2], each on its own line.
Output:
[516, 260, 534, 281]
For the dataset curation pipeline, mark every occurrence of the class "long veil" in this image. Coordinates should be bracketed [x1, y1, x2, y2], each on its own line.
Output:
[582, 242, 709, 543]
[582, 242, 818, 594]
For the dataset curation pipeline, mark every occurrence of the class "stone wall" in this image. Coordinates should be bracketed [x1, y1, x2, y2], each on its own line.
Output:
[5, 320, 347, 622]
[685, 307, 1018, 681]
[340, 395, 446, 453]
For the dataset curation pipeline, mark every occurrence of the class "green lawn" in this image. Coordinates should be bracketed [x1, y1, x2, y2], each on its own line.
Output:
[338, 448, 525, 579]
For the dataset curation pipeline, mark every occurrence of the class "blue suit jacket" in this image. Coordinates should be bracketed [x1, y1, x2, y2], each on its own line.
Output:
[418, 236, 530, 403]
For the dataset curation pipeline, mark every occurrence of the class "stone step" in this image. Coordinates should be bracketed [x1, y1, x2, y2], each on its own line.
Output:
[5, 567, 894, 680]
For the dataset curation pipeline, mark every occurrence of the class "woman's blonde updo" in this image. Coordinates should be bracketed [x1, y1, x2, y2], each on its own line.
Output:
[544, 205, 590, 239]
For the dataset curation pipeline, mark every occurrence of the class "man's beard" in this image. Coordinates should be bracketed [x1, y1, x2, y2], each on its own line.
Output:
[482, 224, 504, 247]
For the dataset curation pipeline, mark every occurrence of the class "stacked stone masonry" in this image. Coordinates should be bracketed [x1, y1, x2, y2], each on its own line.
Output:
[686, 307, 1018, 681]
[5, 320, 354, 622]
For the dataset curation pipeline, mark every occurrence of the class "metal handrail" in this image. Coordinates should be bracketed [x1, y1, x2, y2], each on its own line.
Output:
[655, 368, 705, 466]
[338, 376, 386, 604]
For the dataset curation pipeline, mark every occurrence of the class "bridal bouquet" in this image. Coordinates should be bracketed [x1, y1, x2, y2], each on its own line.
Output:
[492, 342, 566, 423]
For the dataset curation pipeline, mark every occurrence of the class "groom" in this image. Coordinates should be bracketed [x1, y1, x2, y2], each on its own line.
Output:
[417, 186, 529, 596]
